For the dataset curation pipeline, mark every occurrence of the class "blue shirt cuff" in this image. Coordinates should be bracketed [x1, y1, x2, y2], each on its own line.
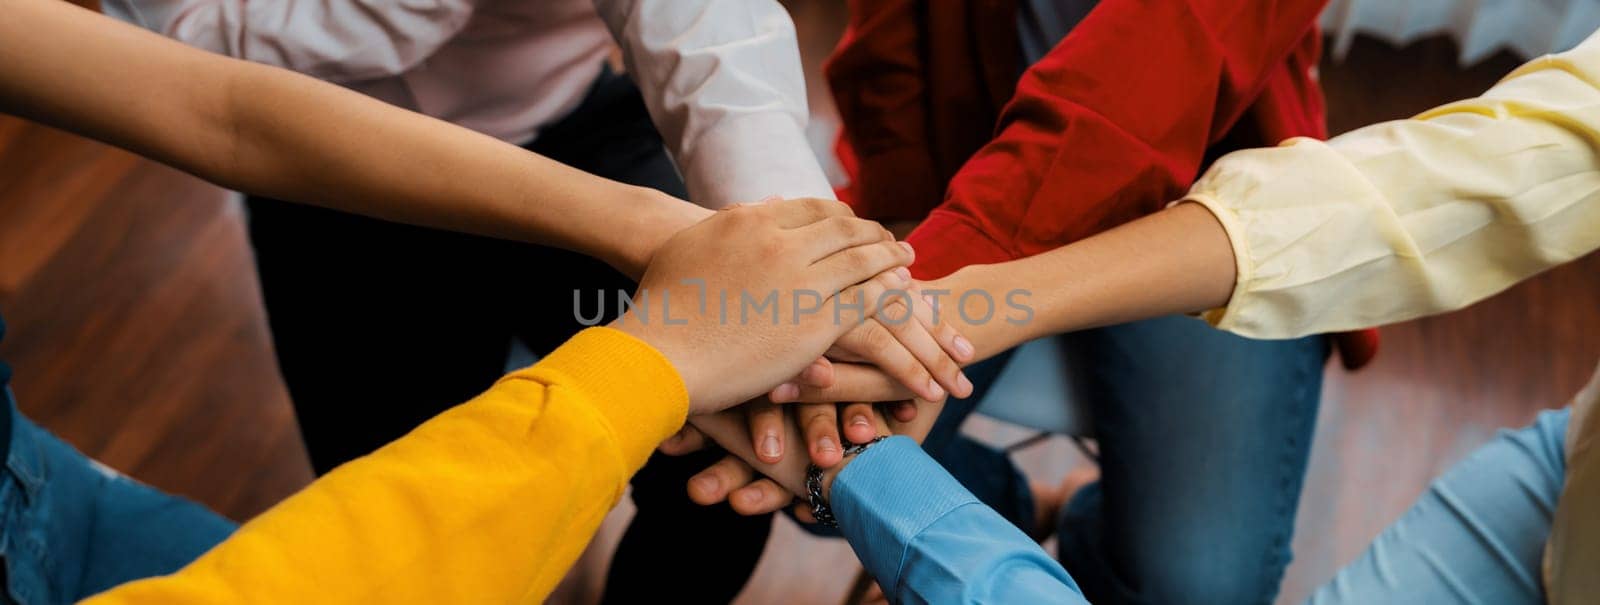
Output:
[831, 436, 980, 593]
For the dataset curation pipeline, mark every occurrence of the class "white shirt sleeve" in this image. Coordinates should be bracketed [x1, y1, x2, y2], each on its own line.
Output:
[1184, 29, 1600, 339]
[593, 0, 834, 209]
[100, 0, 474, 83]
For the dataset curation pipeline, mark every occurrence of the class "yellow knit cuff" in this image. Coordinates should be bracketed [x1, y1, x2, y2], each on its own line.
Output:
[503, 327, 689, 474]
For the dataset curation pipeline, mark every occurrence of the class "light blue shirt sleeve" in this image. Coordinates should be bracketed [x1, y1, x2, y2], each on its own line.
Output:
[831, 436, 1089, 605]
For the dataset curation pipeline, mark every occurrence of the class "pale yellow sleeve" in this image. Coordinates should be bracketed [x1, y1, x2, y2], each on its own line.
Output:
[83, 327, 687, 604]
[1184, 31, 1600, 339]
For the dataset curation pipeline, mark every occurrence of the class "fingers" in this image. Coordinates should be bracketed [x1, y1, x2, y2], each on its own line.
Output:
[687, 454, 754, 506]
[809, 241, 915, 297]
[887, 397, 945, 444]
[798, 403, 843, 468]
[793, 503, 817, 524]
[906, 283, 978, 375]
[871, 404, 894, 434]
[890, 401, 918, 423]
[659, 424, 707, 456]
[788, 357, 834, 392]
[793, 216, 894, 263]
[823, 314, 943, 401]
[873, 295, 971, 398]
[846, 403, 894, 445]
[729, 478, 795, 516]
[745, 399, 786, 464]
[765, 197, 855, 228]
[840, 402, 879, 444]
[691, 409, 810, 495]
[770, 362, 916, 403]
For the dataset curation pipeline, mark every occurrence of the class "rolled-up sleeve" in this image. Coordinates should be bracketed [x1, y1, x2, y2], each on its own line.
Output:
[594, 0, 833, 208]
[101, 0, 474, 82]
[1187, 30, 1600, 339]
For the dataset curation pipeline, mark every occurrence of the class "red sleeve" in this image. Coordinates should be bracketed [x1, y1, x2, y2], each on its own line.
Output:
[907, 0, 1329, 279]
[825, 0, 944, 221]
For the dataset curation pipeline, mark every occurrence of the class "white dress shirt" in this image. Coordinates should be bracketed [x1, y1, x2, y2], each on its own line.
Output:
[102, 0, 833, 208]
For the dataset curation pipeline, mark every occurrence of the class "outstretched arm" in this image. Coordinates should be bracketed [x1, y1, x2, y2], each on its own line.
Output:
[797, 28, 1600, 403]
[0, 0, 706, 278]
[86, 199, 913, 603]
[903, 0, 1329, 279]
[953, 28, 1600, 348]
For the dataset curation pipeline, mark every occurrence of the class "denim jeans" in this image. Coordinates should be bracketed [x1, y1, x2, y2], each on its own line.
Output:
[929, 316, 1328, 605]
[1308, 408, 1569, 604]
[0, 389, 235, 604]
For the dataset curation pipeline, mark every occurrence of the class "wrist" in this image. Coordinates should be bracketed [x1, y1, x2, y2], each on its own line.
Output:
[617, 189, 710, 279]
[925, 264, 1018, 363]
[820, 454, 853, 502]
[809, 436, 884, 525]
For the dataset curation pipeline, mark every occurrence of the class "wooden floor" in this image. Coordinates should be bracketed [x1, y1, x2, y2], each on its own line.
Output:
[1, 7, 1597, 605]
[0, 120, 313, 520]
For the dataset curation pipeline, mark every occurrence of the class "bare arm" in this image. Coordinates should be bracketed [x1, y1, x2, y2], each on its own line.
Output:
[762, 201, 1238, 405]
[933, 202, 1236, 362]
[0, 0, 707, 277]
[790, 29, 1600, 405]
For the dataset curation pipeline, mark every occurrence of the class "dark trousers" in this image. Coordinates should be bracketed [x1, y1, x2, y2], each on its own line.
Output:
[247, 69, 766, 601]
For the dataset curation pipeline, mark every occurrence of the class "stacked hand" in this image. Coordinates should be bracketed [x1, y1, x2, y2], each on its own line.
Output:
[614, 197, 920, 414]
[621, 196, 978, 517]
[663, 396, 946, 517]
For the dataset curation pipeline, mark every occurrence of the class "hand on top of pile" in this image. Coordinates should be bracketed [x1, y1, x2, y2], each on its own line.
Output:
[620, 195, 977, 517]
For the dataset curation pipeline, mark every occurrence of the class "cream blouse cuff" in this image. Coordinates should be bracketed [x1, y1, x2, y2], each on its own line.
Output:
[1181, 30, 1600, 339]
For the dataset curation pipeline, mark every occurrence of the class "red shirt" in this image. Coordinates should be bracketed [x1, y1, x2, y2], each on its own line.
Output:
[826, 0, 1379, 368]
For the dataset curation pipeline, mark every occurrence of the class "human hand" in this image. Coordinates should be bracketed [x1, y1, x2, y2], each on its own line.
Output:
[675, 409, 870, 518]
[769, 271, 1012, 405]
[741, 395, 918, 468]
[757, 280, 976, 467]
[663, 397, 946, 517]
[613, 198, 913, 414]
[616, 193, 715, 280]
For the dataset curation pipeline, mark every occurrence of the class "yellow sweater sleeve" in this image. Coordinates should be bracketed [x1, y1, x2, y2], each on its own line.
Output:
[82, 327, 687, 604]
[1183, 30, 1600, 338]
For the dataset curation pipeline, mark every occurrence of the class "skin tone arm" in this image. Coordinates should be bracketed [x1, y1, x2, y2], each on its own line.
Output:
[615, 198, 918, 414]
[740, 205, 1225, 468]
[0, 0, 704, 279]
[82, 198, 911, 603]
[690, 26, 1600, 513]
[771, 201, 1239, 404]
[936, 202, 1234, 361]
[1, 0, 973, 450]
[676, 202, 1239, 515]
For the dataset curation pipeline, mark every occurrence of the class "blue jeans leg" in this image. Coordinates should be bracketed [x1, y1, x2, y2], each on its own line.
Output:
[1307, 408, 1568, 605]
[919, 350, 1038, 530]
[0, 391, 236, 603]
[1055, 316, 1327, 605]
